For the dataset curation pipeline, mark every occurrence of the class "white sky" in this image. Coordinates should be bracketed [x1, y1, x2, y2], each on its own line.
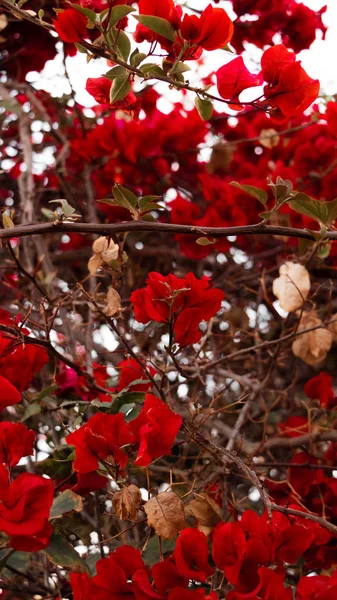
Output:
[27, 0, 335, 109]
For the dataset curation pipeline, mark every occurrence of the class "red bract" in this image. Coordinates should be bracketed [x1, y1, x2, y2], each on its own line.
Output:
[131, 272, 224, 347]
[0, 422, 35, 467]
[66, 412, 132, 473]
[90, 546, 146, 598]
[326, 102, 337, 138]
[0, 374, 21, 410]
[53, 9, 88, 43]
[304, 372, 336, 409]
[117, 358, 157, 393]
[216, 57, 262, 107]
[296, 571, 337, 600]
[168, 591, 218, 600]
[172, 528, 214, 582]
[86, 77, 112, 104]
[0, 336, 49, 393]
[0, 466, 54, 550]
[128, 394, 182, 466]
[261, 45, 319, 120]
[179, 4, 233, 51]
[70, 573, 90, 600]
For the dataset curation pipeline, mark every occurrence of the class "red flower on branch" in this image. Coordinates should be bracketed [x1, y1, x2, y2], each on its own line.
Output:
[128, 394, 182, 466]
[131, 272, 224, 347]
[304, 372, 336, 409]
[172, 528, 214, 582]
[53, 8, 88, 43]
[179, 4, 234, 51]
[0, 466, 54, 551]
[0, 422, 35, 467]
[261, 44, 319, 120]
[117, 358, 157, 393]
[216, 56, 262, 108]
[66, 412, 132, 473]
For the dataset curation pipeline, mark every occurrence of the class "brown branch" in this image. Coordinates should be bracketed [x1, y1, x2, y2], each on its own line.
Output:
[261, 430, 337, 450]
[0, 220, 335, 242]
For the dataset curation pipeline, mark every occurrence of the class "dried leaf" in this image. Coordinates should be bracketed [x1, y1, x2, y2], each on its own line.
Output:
[259, 128, 280, 148]
[104, 287, 121, 316]
[185, 493, 221, 536]
[89, 237, 119, 274]
[292, 311, 333, 365]
[272, 262, 310, 312]
[113, 485, 142, 521]
[144, 492, 187, 539]
[0, 14, 8, 32]
[88, 254, 102, 275]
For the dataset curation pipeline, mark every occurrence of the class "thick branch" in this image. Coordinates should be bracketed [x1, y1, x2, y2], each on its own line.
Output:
[0, 220, 335, 242]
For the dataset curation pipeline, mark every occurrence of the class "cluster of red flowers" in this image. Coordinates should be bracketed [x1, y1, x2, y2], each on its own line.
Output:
[66, 393, 182, 469]
[0, 311, 48, 410]
[0, 422, 54, 551]
[131, 272, 224, 346]
[69, 512, 337, 600]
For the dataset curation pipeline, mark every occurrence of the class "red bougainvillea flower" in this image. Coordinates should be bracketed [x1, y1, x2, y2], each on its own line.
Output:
[172, 528, 214, 582]
[261, 44, 319, 120]
[0, 335, 49, 392]
[71, 471, 109, 496]
[53, 8, 88, 43]
[66, 412, 132, 473]
[0, 374, 21, 410]
[304, 372, 336, 409]
[89, 546, 146, 598]
[0, 466, 54, 550]
[216, 56, 262, 108]
[131, 272, 224, 347]
[117, 358, 157, 393]
[0, 422, 35, 467]
[152, 557, 189, 594]
[128, 394, 182, 466]
[86, 77, 112, 104]
[326, 101, 337, 138]
[135, 0, 181, 52]
[296, 571, 337, 600]
[179, 4, 234, 51]
[70, 572, 90, 600]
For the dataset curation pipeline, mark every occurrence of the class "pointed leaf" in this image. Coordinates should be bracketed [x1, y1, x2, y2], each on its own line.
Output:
[133, 14, 175, 41]
[231, 181, 268, 206]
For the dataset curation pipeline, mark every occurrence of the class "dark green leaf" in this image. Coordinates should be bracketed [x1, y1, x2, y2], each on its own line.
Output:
[105, 66, 127, 80]
[109, 77, 130, 104]
[195, 97, 213, 121]
[116, 30, 131, 62]
[133, 14, 175, 41]
[130, 50, 147, 67]
[230, 182, 268, 206]
[50, 490, 83, 519]
[138, 195, 161, 210]
[113, 184, 138, 209]
[44, 532, 90, 573]
[22, 403, 41, 421]
[108, 4, 135, 26]
[140, 63, 166, 77]
[289, 192, 329, 225]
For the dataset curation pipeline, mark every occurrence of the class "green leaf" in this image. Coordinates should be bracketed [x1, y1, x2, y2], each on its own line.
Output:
[173, 62, 191, 75]
[289, 193, 330, 225]
[230, 182, 268, 206]
[109, 77, 130, 104]
[33, 384, 57, 402]
[116, 29, 131, 62]
[140, 63, 166, 78]
[196, 237, 216, 246]
[75, 42, 88, 53]
[70, 4, 97, 25]
[105, 66, 127, 80]
[44, 532, 90, 573]
[130, 49, 147, 68]
[139, 195, 161, 210]
[50, 490, 83, 519]
[133, 14, 175, 41]
[108, 4, 135, 26]
[325, 198, 337, 225]
[195, 97, 213, 121]
[92, 391, 145, 414]
[49, 199, 76, 217]
[113, 184, 138, 209]
[268, 176, 293, 202]
[22, 403, 41, 421]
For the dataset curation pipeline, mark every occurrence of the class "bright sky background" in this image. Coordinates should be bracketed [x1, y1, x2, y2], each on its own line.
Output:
[27, 0, 335, 109]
